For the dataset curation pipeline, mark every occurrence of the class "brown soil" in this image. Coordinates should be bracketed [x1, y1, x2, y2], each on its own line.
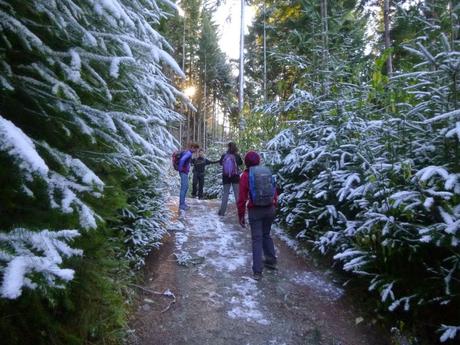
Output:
[129, 198, 390, 345]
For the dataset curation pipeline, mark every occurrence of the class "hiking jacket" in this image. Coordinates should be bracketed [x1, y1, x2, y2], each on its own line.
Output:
[219, 153, 243, 184]
[237, 168, 278, 223]
[192, 157, 218, 174]
[178, 150, 193, 174]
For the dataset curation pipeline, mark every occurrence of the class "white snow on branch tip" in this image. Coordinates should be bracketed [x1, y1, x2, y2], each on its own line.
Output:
[424, 109, 460, 124]
[439, 325, 460, 343]
[0, 228, 83, 299]
[415, 166, 449, 182]
[0, 115, 49, 177]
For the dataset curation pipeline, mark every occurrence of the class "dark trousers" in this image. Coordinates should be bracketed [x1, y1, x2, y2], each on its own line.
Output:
[248, 206, 277, 274]
[192, 172, 205, 198]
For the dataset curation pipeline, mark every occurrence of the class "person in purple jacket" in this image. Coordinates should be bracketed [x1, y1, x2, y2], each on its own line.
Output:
[178, 143, 199, 210]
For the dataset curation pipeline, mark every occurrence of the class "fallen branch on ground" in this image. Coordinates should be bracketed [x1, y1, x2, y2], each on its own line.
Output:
[130, 284, 176, 313]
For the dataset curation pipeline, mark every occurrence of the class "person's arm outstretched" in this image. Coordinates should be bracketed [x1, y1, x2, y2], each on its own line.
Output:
[206, 158, 220, 165]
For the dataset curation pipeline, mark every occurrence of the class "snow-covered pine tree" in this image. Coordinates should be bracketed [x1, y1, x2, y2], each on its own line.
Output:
[0, 0, 183, 299]
[266, 2, 459, 341]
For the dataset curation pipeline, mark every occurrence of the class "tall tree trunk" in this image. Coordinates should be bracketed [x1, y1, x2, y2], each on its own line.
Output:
[383, 0, 393, 76]
[193, 112, 196, 143]
[203, 57, 207, 149]
[320, 0, 329, 61]
[221, 112, 225, 142]
[263, 0, 267, 103]
[187, 108, 190, 145]
[320, 0, 329, 94]
[212, 94, 216, 142]
[448, 1, 455, 46]
[238, 0, 245, 129]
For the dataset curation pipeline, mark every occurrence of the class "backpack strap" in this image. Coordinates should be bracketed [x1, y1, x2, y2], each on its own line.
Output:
[248, 167, 256, 202]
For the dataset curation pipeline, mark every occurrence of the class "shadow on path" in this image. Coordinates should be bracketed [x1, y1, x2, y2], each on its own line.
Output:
[130, 198, 389, 345]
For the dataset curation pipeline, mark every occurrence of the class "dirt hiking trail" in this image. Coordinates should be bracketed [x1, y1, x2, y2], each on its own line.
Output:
[129, 198, 389, 345]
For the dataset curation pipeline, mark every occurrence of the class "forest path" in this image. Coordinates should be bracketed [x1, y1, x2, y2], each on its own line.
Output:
[129, 198, 389, 345]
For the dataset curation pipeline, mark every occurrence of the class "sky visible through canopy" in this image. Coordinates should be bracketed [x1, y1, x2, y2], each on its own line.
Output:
[214, 1, 255, 60]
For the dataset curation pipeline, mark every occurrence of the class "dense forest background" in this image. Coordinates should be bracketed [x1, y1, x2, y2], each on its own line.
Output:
[0, 0, 459, 344]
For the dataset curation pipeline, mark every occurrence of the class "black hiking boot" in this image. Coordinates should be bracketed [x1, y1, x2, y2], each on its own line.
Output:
[253, 272, 263, 281]
[264, 261, 277, 270]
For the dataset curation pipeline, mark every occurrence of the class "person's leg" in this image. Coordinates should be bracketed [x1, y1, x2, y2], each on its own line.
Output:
[198, 174, 204, 199]
[179, 173, 189, 209]
[218, 183, 231, 215]
[231, 182, 239, 203]
[249, 208, 264, 274]
[191, 173, 198, 197]
[262, 206, 277, 266]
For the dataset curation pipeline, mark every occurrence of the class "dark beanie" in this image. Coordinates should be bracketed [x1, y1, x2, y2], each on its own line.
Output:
[244, 151, 260, 167]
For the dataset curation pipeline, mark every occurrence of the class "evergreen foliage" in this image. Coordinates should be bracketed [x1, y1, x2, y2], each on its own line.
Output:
[203, 143, 224, 198]
[0, 0, 182, 343]
[245, 0, 460, 342]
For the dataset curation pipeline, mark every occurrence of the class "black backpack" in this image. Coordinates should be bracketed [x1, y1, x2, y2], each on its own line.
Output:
[248, 166, 276, 206]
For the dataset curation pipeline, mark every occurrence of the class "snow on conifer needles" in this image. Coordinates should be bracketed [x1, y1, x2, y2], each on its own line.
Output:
[0, 229, 82, 299]
[266, 32, 460, 341]
[0, 0, 182, 298]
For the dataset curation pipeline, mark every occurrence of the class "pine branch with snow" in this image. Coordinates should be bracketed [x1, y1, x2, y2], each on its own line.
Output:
[0, 0, 183, 299]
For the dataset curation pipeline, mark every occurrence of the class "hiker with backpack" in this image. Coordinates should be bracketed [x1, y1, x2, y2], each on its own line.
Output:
[173, 143, 200, 211]
[218, 142, 243, 216]
[191, 149, 219, 199]
[237, 151, 278, 280]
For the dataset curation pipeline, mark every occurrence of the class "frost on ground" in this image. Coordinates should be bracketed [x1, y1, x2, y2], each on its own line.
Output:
[172, 197, 346, 323]
[290, 271, 344, 301]
[190, 210, 249, 272]
[135, 197, 388, 344]
[227, 277, 271, 325]
[171, 197, 267, 324]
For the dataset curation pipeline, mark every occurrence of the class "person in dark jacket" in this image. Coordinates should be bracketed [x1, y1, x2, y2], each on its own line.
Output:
[218, 142, 243, 216]
[191, 149, 219, 199]
[178, 143, 199, 211]
[237, 151, 278, 280]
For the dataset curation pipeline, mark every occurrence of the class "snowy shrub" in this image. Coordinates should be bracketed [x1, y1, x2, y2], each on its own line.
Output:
[117, 179, 172, 269]
[267, 31, 460, 341]
[0, 0, 182, 299]
[203, 143, 225, 199]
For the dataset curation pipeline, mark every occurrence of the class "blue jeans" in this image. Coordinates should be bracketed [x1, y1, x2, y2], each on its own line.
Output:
[248, 206, 277, 274]
[179, 172, 189, 209]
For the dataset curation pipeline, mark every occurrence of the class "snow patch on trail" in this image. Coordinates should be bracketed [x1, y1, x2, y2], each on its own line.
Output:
[187, 202, 249, 272]
[274, 225, 344, 300]
[290, 271, 344, 300]
[227, 277, 270, 325]
[246, 339, 287, 345]
[174, 198, 270, 325]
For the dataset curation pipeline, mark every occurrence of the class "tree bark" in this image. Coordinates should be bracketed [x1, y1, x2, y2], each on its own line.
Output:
[203, 57, 207, 149]
[263, 0, 267, 103]
[320, 0, 329, 60]
[383, 0, 393, 76]
[238, 0, 245, 128]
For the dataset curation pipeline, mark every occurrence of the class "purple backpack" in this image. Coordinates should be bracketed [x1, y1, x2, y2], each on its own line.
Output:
[222, 154, 238, 177]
